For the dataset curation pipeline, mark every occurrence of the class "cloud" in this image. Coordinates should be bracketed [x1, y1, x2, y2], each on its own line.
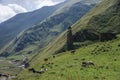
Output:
[0, 4, 27, 23]
[0, 0, 66, 23]
[0, 0, 66, 11]
[8, 4, 27, 13]
[35, 0, 66, 9]
[0, 4, 16, 22]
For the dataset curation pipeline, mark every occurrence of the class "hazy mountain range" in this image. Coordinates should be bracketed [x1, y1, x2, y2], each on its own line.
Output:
[0, 0, 101, 56]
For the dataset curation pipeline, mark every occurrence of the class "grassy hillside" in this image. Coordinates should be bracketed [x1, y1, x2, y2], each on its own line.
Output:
[0, 58, 21, 75]
[51, 0, 101, 16]
[0, 0, 96, 57]
[31, 0, 120, 59]
[14, 34, 120, 80]
[12, 0, 120, 79]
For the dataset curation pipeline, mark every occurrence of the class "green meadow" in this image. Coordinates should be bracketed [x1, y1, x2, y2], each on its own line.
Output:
[14, 35, 120, 80]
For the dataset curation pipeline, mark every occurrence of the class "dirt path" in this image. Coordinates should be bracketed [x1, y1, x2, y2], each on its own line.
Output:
[0, 76, 15, 80]
[0, 77, 8, 80]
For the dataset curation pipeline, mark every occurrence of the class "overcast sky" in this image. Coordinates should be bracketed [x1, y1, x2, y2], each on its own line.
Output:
[0, 0, 66, 23]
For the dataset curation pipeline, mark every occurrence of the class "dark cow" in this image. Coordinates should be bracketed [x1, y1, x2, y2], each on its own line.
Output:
[0, 74, 2, 77]
[24, 63, 30, 68]
[44, 58, 48, 62]
[81, 61, 94, 67]
[28, 67, 47, 74]
[37, 68, 47, 74]
[53, 55, 56, 58]
[0, 74, 9, 79]
[2, 74, 9, 78]
[28, 68, 36, 73]
[71, 50, 75, 54]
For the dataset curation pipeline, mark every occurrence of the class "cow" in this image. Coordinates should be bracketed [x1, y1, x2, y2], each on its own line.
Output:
[53, 56, 56, 58]
[44, 58, 48, 62]
[71, 50, 76, 54]
[28, 68, 36, 73]
[81, 61, 94, 67]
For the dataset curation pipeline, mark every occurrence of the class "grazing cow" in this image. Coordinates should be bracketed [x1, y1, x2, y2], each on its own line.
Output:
[0, 74, 2, 77]
[71, 50, 75, 54]
[35, 68, 48, 74]
[28, 68, 36, 73]
[0, 74, 9, 79]
[41, 68, 47, 72]
[44, 58, 48, 62]
[81, 61, 94, 67]
[28, 67, 48, 74]
[53, 56, 56, 58]
[118, 44, 120, 47]
[24, 63, 30, 68]
[2, 74, 9, 78]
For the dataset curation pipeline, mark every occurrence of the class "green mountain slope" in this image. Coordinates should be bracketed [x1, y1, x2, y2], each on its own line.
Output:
[1, 0, 96, 57]
[0, 4, 63, 50]
[15, 34, 120, 80]
[0, 58, 21, 75]
[12, 0, 120, 80]
[32, 0, 120, 59]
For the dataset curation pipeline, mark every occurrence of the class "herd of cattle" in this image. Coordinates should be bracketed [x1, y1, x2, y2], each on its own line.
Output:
[28, 50, 96, 75]
[28, 41, 120, 75]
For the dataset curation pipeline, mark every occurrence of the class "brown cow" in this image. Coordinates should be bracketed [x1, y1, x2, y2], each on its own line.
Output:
[53, 56, 56, 58]
[44, 58, 48, 62]
[28, 68, 36, 73]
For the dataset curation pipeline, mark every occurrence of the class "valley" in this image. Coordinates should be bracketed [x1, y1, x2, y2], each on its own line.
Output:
[0, 0, 120, 80]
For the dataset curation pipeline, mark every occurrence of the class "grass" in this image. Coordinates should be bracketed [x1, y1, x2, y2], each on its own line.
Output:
[0, 59, 21, 75]
[2, 0, 120, 79]
[27, 0, 120, 64]
[14, 35, 120, 80]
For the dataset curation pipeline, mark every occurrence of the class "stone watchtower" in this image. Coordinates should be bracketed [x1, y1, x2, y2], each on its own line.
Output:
[66, 26, 73, 50]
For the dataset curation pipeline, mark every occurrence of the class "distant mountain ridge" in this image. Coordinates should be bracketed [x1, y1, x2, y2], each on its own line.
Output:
[0, 2, 64, 49]
[0, 0, 99, 57]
